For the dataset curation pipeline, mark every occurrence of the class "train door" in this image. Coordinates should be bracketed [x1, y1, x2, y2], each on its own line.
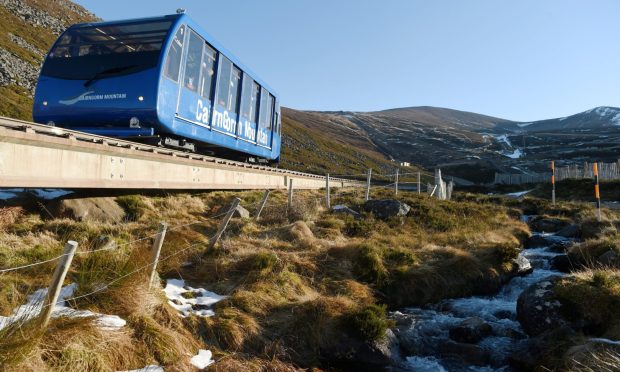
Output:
[176, 29, 215, 127]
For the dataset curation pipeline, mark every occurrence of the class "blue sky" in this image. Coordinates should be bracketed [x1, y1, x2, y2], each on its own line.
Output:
[74, 0, 619, 121]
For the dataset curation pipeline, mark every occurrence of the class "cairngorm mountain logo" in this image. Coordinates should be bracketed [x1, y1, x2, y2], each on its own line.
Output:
[59, 90, 128, 105]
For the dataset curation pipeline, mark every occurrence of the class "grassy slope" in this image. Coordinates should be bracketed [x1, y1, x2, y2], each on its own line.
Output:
[0, 189, 528, 370]
[281, 108, 425, 179]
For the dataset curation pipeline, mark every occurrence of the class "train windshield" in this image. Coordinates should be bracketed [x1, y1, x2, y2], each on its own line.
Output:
[41, 20, 173, 80]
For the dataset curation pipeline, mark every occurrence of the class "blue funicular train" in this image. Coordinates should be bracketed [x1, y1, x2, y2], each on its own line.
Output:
[33, 11, 281, 164]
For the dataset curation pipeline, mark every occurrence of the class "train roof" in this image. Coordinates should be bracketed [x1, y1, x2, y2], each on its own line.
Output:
[69, 13, 278, 97]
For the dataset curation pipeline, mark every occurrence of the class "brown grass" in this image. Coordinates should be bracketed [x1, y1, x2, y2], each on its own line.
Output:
[0, 188, 549, 370]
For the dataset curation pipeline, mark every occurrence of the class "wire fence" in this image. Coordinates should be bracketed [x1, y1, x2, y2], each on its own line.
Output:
[0, 166, 455, 335]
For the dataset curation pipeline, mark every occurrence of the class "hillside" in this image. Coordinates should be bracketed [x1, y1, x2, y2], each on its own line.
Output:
[284, 106, 620, 183]
[0, 0, 98, 120]
[280, 108, 418, 177]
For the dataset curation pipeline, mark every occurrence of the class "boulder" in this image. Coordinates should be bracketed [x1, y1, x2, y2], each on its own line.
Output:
[332, 205, 362, 220]
[556, 224, 580, 238]
[45, 197, 125, 223]
[448, 317, 493, 344]
[530, 218, 569, 233]
[525, 234, 567, 249]
[320, 328, 402, 371]
[509, 326, 577, 370]
[516, 277, 567, 336]
[216, 204, 250, 218]
[440, 341, 491, 366]
[548, 239, 573, 253]
[512, 255, 533, 276]
[549, 255, 575, 273]
[598, 250, 619, 267]
[363, 200, 410, 220]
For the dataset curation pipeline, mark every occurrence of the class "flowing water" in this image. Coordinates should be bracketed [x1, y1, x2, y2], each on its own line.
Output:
[395, 226, 569, 371]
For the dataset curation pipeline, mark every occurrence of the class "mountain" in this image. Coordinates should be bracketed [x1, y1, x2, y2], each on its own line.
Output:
[505, 106, 620, 132]
[281, 105, 620, 183]
[0, 0, 98, 120]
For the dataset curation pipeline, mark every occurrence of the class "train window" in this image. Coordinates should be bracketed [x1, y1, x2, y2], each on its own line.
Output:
[230, 66, 242, 113]
[183, 30, 203, 92]
[266, 94, 275, 130]
[240, 74, 253, 121]
[258, 87, 269, 130]
[216, 57, 232, 108]
[200, 44, 217, 99]
[163, 25, 184, 82]
[251, 82, 261, 123]
[43, 20, 173, 80]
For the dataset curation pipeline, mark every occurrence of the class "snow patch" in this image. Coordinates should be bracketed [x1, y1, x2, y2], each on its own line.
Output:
[506, 190, 533, 198]
[499, 149, 523, 159]
[494, 134, 512, 147]
[0, 283, 125, 331]
[164, 279, 225, 318]
[517, 122, 534, 128]
[191, 349, 214, 369]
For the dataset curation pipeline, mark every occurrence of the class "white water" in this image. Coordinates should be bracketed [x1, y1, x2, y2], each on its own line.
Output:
[400, 233, 570, 371]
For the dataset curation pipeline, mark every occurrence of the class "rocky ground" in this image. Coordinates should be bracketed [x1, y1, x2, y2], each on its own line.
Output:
[0, 0, 97, 119]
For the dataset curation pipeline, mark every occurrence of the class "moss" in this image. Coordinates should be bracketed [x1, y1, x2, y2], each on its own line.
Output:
[251, 251, 278, 272]
[355, 243, 388, 285]
[349, 304, 394, 342]
[116, 195, 147, 221]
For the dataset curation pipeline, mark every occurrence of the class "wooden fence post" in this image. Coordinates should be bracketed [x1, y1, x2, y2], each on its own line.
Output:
[417, 172, 421, 195]
[208, 197, 241, 250]
[255, 189, 270, 221]
[394, 169, 399, 196]
[40, 241, 78, 329]
[148, 222, 168, 289]
[594, 163, 601, 221]
[365, 168, 372, 201]
[288, 179, 294, 210]
[325, 173, 331, 209]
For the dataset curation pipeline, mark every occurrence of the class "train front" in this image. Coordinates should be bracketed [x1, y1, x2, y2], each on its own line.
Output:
[33, 17, 177, 138]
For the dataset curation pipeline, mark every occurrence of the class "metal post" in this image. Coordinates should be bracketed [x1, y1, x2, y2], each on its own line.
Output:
[551, 160, 556, 205]
[326, 173, 331, 209]
[288, 179, 294, 210]
[255, 189, 270, 221]
[148, 222, 168, 289]
[365, 168, 372, 201]
[40, 241, 78, 328]
[208, 197, 241, 250]
[394, 169, 399, 196]
[417, 172, 421, 195]
[594, 163, 601, 221]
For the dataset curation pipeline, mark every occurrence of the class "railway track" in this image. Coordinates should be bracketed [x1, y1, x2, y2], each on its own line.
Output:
[0, 116, 362, 190]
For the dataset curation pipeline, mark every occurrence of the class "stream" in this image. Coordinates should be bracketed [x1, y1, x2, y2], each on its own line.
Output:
[393, 221, 569, 371]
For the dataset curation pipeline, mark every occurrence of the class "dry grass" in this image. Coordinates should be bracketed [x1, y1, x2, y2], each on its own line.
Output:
[0, 188, 560, 370]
